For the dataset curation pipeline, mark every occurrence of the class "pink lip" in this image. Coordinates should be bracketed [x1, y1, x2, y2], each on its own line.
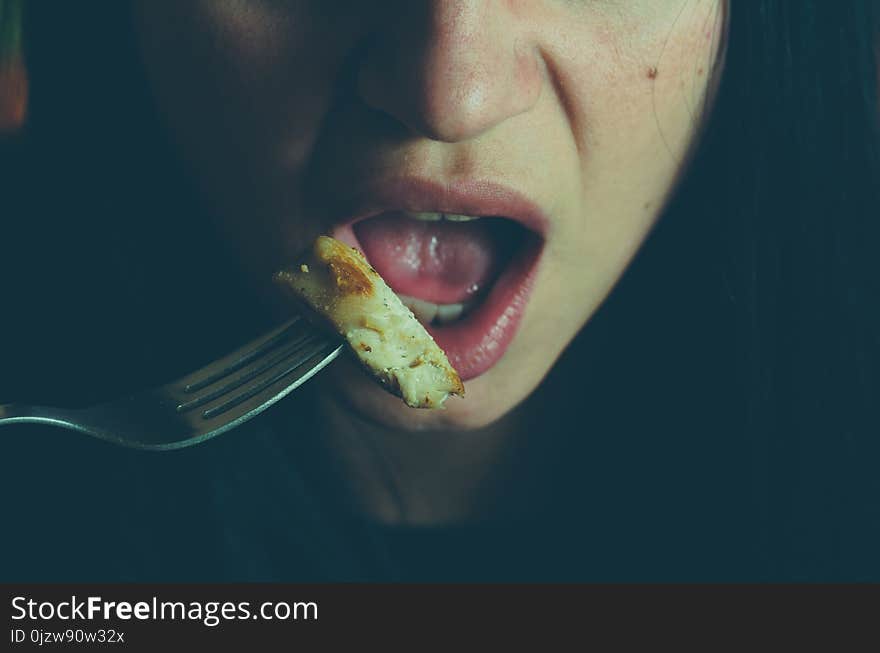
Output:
[326, 177, 550, 237]
[328, 177, 547, 381]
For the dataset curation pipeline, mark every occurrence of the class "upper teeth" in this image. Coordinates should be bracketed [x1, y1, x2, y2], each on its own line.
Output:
[405, 212, 480, 222]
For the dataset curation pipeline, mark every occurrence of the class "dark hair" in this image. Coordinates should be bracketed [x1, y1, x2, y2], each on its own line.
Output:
[1, 1, 878, 580]
[687, 0, 880, 578]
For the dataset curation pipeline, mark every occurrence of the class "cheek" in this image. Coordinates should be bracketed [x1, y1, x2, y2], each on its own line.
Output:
[640, 1, 726, 144]
[135, 1, 350, 157]
[577, 1, 724, 153]
[540, 2, 725, 309]
[548, 0, 725, 214]
[133, 1, 368, 280]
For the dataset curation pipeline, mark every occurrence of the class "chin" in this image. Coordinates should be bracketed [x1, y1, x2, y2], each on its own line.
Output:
[318, 353, 540, 433]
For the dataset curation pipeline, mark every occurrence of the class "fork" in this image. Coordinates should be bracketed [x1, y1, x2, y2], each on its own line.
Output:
[0, 316, 342, 451]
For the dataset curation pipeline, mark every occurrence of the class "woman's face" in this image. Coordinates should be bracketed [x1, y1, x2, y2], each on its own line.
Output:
[133, 0, 725, 431]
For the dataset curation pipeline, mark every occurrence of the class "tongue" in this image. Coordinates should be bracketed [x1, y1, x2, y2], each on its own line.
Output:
[353, 212, 503, 305]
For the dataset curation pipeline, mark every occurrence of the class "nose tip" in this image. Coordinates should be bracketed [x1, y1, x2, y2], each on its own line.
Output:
[357, 3, 543, 143]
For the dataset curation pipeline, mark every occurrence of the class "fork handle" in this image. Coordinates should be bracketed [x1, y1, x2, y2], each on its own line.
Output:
[0, 403, 80, 428]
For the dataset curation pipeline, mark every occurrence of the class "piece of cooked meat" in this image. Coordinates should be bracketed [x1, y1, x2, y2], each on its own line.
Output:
[273, 235, 464, 409]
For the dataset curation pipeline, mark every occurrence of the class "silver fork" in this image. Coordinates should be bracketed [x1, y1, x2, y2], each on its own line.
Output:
[0, 316, 342, 451]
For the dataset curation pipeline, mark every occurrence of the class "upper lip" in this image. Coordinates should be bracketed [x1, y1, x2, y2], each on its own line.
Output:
[321, 176, 550, 236]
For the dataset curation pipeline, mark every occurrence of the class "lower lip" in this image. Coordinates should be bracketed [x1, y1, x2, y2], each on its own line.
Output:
[333, 222, 543, 381]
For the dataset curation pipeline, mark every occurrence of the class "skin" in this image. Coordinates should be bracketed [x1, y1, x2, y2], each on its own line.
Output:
[133, 0, 726, 523]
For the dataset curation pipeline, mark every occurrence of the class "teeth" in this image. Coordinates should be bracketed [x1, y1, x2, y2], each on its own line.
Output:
[434, 303, 465, 324]
[403, 211, 480, 222]
[398, 294, 471, 326]
[399, 295, 439, 324]
[408, 212, 443, 222]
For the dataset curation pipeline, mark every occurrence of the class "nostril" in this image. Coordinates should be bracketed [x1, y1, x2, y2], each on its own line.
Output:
[354, 12, 543, 143]
[359, 56, 541, 144]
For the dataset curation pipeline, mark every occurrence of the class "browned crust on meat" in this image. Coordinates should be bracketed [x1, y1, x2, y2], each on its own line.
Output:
[314, 236, 374, 297]
[435, 363, 465, 397]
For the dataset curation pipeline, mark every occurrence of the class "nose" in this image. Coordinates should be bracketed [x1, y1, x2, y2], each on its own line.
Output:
[357, 1, 543, 143]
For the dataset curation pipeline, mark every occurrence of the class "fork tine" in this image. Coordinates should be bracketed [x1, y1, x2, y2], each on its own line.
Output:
[199, 339, 336, 420]
[170, 340, 340, 439]
[174, 331, 326, 414]
[172, 316, 307, 393]
[166, 313, 343, 431]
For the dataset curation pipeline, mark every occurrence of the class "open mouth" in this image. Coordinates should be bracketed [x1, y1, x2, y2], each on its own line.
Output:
[333, 210, 544, 381]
